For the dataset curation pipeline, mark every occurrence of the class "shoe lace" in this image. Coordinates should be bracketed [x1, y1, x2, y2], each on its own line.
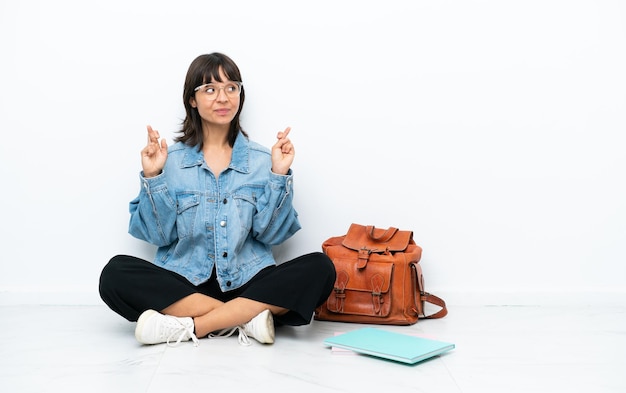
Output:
[165, 318, 199, 347]
[208, 326, 251, 346]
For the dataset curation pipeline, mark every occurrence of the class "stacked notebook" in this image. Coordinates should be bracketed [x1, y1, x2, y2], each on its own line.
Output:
[324, 327, 455, 364]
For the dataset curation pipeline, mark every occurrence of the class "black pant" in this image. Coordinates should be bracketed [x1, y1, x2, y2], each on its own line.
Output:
[99, 252, 336, 326]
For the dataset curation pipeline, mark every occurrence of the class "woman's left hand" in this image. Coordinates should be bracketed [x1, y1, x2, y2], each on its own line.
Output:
[271, 127, 294, 175]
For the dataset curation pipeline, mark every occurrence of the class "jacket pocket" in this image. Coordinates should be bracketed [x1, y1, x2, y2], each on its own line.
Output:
[232, 186, 261, 233]
[176, 192, 200, 238]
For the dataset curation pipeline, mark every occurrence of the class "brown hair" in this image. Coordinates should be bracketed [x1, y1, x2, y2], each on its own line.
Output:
[175, 53, 247, 149]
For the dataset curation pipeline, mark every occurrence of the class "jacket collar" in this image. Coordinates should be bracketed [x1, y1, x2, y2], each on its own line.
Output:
[180, 132, 250, 174]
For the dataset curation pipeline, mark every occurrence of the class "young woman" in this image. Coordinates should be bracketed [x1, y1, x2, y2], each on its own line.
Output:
[99, 52, 336, 346]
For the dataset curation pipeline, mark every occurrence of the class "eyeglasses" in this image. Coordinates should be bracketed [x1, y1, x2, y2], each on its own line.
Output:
[194, 82, 243, 100]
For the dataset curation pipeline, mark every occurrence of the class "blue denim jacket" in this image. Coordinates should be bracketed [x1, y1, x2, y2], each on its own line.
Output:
[128, 132, 301, 290]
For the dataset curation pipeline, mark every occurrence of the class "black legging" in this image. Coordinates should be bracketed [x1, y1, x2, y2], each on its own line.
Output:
[99, 252, 336, 326]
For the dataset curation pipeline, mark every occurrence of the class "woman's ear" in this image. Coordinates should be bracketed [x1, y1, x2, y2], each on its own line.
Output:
[190, 98, 197, 108]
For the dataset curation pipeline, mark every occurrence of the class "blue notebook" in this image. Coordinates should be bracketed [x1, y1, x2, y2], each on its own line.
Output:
[324, 327, 455, 364]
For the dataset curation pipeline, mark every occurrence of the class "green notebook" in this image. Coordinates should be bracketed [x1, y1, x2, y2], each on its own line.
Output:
[324, 327, 455, 364]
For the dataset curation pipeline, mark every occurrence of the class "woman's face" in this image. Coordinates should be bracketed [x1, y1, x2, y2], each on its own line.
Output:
[190, 67, 241, 128]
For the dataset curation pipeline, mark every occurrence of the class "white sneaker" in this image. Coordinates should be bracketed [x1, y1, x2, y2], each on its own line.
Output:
[135, 309, 199, 347]
[208, 309, 275, 345]
[209, 326, 252, 346]
[241, 309, 275, 344]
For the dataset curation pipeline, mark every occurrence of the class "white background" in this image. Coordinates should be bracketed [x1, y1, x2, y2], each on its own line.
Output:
[1, 0, 624, 306]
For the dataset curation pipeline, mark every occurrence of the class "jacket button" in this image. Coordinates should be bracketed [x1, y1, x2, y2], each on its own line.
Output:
[220, 220, 226, 227]
[226, 281, 232, 287]
[223, 198, 228, 204]
[222, 252, 228, 258]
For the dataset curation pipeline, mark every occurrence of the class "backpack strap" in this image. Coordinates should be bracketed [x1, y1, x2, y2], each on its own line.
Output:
[411, 262, 448, 319]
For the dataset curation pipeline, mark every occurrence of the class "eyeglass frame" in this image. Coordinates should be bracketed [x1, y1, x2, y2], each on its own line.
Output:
[193, 81, 243, 99]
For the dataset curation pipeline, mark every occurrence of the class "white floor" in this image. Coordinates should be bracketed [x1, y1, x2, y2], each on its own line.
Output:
[2, 304, 625, 393]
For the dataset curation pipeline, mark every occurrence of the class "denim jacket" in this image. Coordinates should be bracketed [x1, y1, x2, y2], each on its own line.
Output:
[128, 132, 301, 290]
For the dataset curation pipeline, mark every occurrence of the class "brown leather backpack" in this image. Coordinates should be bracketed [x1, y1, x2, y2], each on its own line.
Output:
[314, 224, 448, 325]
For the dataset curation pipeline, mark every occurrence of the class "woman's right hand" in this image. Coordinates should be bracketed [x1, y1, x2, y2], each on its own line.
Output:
[141, 125, 168, 178]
